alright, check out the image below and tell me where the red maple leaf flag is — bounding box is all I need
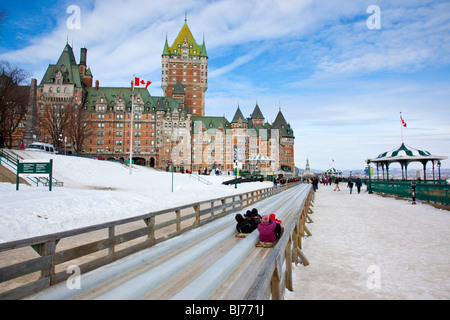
[134,77,152,89]
[400,114,407,128]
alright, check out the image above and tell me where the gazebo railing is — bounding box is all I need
[369,179,449,206]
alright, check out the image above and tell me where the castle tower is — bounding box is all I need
[161,18,208,116]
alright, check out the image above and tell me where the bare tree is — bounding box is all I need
[41,99,76,150]
[0,61,30,148]
[69,95,93,154]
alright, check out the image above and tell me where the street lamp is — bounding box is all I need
[59,134,67,155]
[437,160,442,183]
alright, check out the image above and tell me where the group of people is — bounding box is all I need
[235,208,283,243]
[333,177,363,193]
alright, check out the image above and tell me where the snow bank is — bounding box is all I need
[0,151,272,244]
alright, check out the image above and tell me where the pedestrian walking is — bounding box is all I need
[347,178,353,194]
[355,178,362,194]
[312,177,319,192]
[334,178,340,191]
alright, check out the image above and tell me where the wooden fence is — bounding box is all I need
[245,186,314,300]
[0,182,299,300]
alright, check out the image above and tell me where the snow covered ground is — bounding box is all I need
[0,151,273,244]
[285,184,450,300]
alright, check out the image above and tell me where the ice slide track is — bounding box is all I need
[28,184,312,300]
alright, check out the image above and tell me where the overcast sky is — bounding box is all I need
[1,0,449,170]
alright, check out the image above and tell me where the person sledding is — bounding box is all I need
[269,213,283,239]
[235,213,258,234]
[257,214,282,244]
[245,208,262,225]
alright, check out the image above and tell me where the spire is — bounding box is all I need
[162,33,170,56]
[251,102,264,120]
[231,106,247,123]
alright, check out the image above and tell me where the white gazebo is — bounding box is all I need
[367,143,447,181]
[248,154,274,173]
[325,167,342,176]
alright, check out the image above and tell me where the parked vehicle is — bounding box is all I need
[25,142,58,154]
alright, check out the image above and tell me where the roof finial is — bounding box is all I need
[185,10,187,23]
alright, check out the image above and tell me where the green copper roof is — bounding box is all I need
[163,21,207,57]
[272,110,294,138]
[231,106,247,123]
[162,36,171,56]
[250,103,264,119]
[39,43,83,88]
[376,143,433,159]
[192,116,230,134]
[84,86,187,114]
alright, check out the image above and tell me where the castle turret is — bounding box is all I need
[161,19,207,116]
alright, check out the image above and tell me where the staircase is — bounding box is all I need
[0,149,63,187]
[189,172,213,185]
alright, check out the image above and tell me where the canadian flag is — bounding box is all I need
[400,115,407,128]
[134,77,152,89]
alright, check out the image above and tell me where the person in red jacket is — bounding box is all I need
[269,213,283,238]
[257,214,281,242]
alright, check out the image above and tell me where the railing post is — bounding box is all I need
[292,225,298,265]
[176,210,181,231]
[32,240,56,284]
[285,238,293,292]
[144,216,155,244]
[193,204,200,226]
[108,226,115,257]
[271,266,281,300]
[221,199,226,214]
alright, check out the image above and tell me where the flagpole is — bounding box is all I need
[400,112,404,143]
[130,75,135,175]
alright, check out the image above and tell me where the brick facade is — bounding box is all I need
[12,20,295,175]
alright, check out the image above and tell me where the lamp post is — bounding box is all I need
[411,179,417,205]
[437,160,442,183]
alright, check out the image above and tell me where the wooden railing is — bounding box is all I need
[0,182,300,300]
[244,186,314,300]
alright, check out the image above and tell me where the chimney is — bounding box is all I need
[80,48,87,66]
[95,80,99,91]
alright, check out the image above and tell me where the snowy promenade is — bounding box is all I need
[285,184,450,300]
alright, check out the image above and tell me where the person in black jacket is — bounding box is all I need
[355,178,363,194]
[235,214,257,234]
[245,208,262,224]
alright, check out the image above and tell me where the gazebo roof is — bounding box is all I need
[368,143,447,164]
[248,154,273,161]
[325,167,342,174]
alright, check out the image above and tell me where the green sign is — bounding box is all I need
[16,159,53,191]
[18,162,52,175]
